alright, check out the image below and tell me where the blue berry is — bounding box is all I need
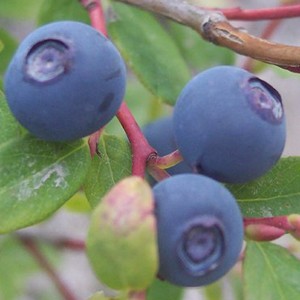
[4,21,126,141]
[153,174,244,287]
[143,116,193,177]
[173,66,286,183]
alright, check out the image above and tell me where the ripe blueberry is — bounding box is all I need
[143,116,193,177]
[173,66,286,183]
[4,21,126,141]
[153,174,244,287]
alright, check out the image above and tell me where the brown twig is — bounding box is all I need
[242,19,282,71]
[114,0,300,67]
[18,235,78,300]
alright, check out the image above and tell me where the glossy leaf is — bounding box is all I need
[0,91,24,145]
[0,135,91,233]
[147,279,183,300]
[37,0,89,25]
[227,157,300,217]
[108,2,190,105]
[0,29,18,76]
[244,241,300,300]
[84,133,132,208]
[87,176,158,291]
[63,191,91,213]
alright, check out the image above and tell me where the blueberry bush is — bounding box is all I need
[1,1,300,300]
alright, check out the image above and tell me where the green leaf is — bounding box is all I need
[0,91,24,145]
[0,29,18,76]
[37,0,89,26]
[87,176,158,291]
[84,133,132,208]
[203,281,223,300]
[227,157,300,217]
[167,21,235,71]
[108,2,190,105]
[0,136,91,233]
[87,291,127,300]
[147,279,183,300]
[0,0,44,20]
[230,272,243,300]
[63,191,91,213]
[244,241,300,300]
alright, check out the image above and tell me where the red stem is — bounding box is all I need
[88,128,104,157]
[218,4,300,21]
[148,149,183,169]
[80,0,107,36]
[54,239,86,251]
[147,165,171,182]
[82,0,156,176]
[18,236,78,300]
[117,102,156,176]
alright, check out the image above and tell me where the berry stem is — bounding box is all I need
[81,0,108,156]
[18,235,78,300]
[80,0,107,36]
[82,0,156,176]
[148,149,183,169]
[88,128,104,157]
[147,165,171,183]
[116,102,156,177]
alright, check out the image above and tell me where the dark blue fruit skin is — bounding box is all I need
[143,116,193,178]
[153,174,244,287]
[173,66,286,183]
[4,21,126,141]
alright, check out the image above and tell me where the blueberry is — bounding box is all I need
[153,174,244,287]
[143,116,193,178]
[173,66,286,183]
[4,21,126,141]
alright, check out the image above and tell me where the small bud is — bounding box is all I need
[245,224,285,241]
[87,176,158,291]
[287,214,300,240]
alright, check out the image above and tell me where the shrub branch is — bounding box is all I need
[114,0,300,67]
